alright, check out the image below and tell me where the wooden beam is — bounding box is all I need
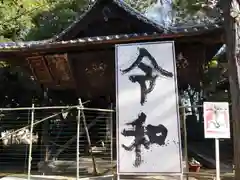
[27,56,53,83]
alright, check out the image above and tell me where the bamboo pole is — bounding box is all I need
[79,98,98,175]
[76,102,81,180]
[183,107,189,180]
[27,103,34,180]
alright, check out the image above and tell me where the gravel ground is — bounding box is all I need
[0,174,236,180]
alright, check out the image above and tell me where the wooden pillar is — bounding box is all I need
[222,0,240,179]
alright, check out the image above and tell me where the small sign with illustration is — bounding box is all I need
[203,102,230,139]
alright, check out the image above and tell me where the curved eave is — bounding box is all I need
[113,0,166,31]
[0,27,224,56]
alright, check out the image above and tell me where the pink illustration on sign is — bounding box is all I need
[205,105,228,133]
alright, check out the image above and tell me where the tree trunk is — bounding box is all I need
[222,0,240,178]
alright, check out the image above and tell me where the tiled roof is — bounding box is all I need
[52,0,167,41]
[0,29,222,51]
[52,0,224,40]
[0,33,158,50]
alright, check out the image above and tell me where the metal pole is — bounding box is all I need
[215,138,221,180]
[28,103,34,180]
[76,101,81,180]
[0,103,89,111]
[110,103,113,174]
[183,107,189,180]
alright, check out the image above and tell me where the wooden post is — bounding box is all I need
[222,0,240,179]
[41,86,50,163]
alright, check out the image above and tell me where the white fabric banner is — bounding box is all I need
[115,41,182,174]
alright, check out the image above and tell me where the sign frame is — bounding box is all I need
[115,41,183,176]
[203,102,230,139]
[203,101,231,180]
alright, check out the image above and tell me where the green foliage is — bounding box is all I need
[124,0,213,16]
[124,0,207,14]
[124,0,157,13]
[0,0,88,41]
[0,0,51,41]
[26,0,88,40]
[172,0,204,14]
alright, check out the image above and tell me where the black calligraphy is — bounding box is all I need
[121,112,168,167]
[121,47,173,105]
[120,46,172,168]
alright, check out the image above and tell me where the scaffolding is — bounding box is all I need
[0,103,234,179]
[0,99,114,179]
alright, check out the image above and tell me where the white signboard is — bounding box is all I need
[115,41,182,175]
[203,102,230,139]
